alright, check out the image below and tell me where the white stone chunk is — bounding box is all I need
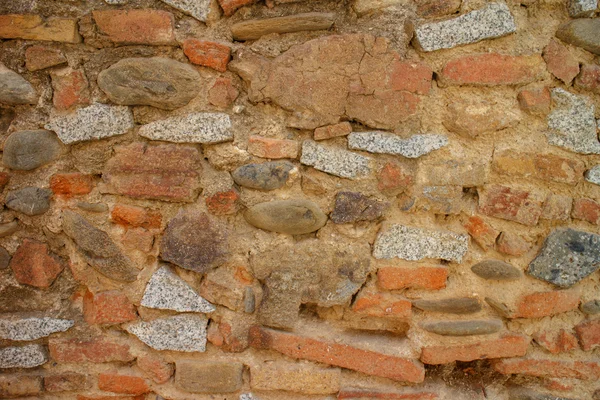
[0,344,48,368]
[300,140,370,179]
[585,165,600,185]
[159,0,212,22]
[0,317,74,341]
[138,112,233,144]
[348,132,448,158]
[568,0,598,17]
[126,314,208,352]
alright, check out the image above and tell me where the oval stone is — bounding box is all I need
[244,199,327,234]
[581,299,600,315]
[421,320,503,336]
[471,260,522,281]
[232,161,295,190]
[3,130,62,171]
[412,297,481,314]
[97,57,201,110]
[6,187,52,216]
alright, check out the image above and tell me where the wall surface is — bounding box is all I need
[0,0,600,399]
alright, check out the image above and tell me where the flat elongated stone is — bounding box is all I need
[3,130,62,171]
[160,0,211,21]
[528,228,600,287]
[421,320,503,336]
[330,192,388,224]
[300,140,370,179]
[231,12,335,41]
[348,132,448,158]
[471,260,522,281]
[126,315,208,352]
[556,18,600,55]
[46,103,134,144]
[0,15,80,43]
[0,64,37,105]
[373,224,468,263]
[414,2,516,52]
[98,58,201,110]
[6,187,52,216]
[585,165,600,185]
[232,161,295,190]
[62,211,139,282]
[141,266,215,313]
[138,113,232,144]
[0,344,47,368]
[0,317,73,341]
[412,298,481,314]
[244,199,327,235]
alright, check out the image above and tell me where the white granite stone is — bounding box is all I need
[0,317,74,341]
[0,344,48,368]
[585,165,600,185]
[568,0,598,17]
[138,113,232,144]
[159,0,212,22]
[126,314,208,352]
[300,140,370,179]
[348,132,448,158]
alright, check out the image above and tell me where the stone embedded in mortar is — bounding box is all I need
[568,0,598,17]
[300,140,370,179]
[585,165,600,185]
[348,132,448,158]
[330,192,388,224]
[556,18,600,55]
[25,46,67,71]
[0,221,18,238]
[160,209,228,273]
[231,12,335,41]
[45,102,134,144]
[581,299,600,315]
[244,199,327,235]
[443,99,520,138]
[0,247,10,269]
[126,314,208,352]
[471,260,522,281]
[6,187,52,216]
[0,63,38,105]
[97,57,201,110]
[412,298,482,314]
[413,2,516,52]
[421,320,503,336]
[373,224,468,263]
[528,228,600,287]
[546,89,600,154]
[138,113,232,144]
[0,317,74,341]
[232,161,295,190]
[2,130,62,171]
[0,344,47,369]
[141,266,215,313]
[62,210,139,282]
[159,0,212,22]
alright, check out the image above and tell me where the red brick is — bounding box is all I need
[534,154,585,185]
[439,53,545,86]
[572,198,600,225]
[44,373,91,392]
[0,375,42,398]
[377,266,447,291]
[478,185,544,226]
[208,77,239,108]
[575,63,600,94]
[543,39,579,84]
[514,291,579,319]
[339,389,438,399]
[377,161,414,195]
[121,228,154,252]
[0,172,9,191]
[575,319,600,351]
[25,46,67,71]
[533,329,579,354]
[137,353,174,384]
[420,333,530,364]
[249,325,424,383]
[496,231,530,256]
[92,10,175,45]
[517,86,551,114]
[183,39,231,72]
[49,337,134,363]
[102,142,201,202]
[247,136,299,159]
[50,173,94,197]
[83,290,137,325]
[389,60,432,95]
[0,14,80,43]
[205,189,240,216]
[463,216,499,250]
[10,239,65,288]
[314,121,353,141]
[51,68,90,111]
[493,358,600,380]
[218,0,257,16]
[111,204,162,229]
[77,395,145,400]
[351,289,412,319]
[98,373,149,395]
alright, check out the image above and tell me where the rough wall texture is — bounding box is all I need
[0,0,600,399]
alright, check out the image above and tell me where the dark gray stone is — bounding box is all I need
[471,260,522,281]
[527,228,600,287]
[62,210,138,282]
[421,319,503,336]
[330,191,388,224]
[581,299,600,315]
[244,199,327,235]
[556,18,600,55]
[232,161,295,190]
[0,64,37,105]
[2,130,62,171]
[6,187,52,216]
[412,298,481,314]
[160,209,228,273]
[0,247,10,269]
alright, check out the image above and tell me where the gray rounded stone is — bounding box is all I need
[244,199,327,235]
[471,260,522,281]
[0,247,10,269]
[2,130,62,171]
[581,299,600,315]
[232,161,295,190]
[412,297,481,314]
[98,57,201,110]
[556,18,600,55]
[0,64,38,105]
[421,319,503,336]
[6,187,52,216]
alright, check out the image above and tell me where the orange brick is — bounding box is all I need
[572,198,600,225]
[83,290,137,325]
[514,291,579,319]
[205,189,240,216]
[463,216,498,250]
[377,266,447,290]
[183,39,231,72]
[533,329,579,354]
[314,121,352,141]
[543,39,579,84]
[351,290,412,319]
[51,68,90,110]
[493,358,600,380]
[98,373,149,395]
[0,14,80,43]
[50,173,94,197]
[517,86,551,114]
[247,136,299,159]
[575,319,600,351]
[137,353,174,384]
[10,239,65,288]
[93,10,175,45]
[111,204,162,229]
[218,0,257,16]
[377,162,414,195]
[44,373,91,392]
[389,60,433,95]
[49,337,134,363]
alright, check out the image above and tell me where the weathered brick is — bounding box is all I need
[111,204,162,229]
[443,98,520,138]
[415,0,461,18]
[439,54,545,86]
[10,239,65,288]
[493,358,600,380]
[541,194,572,221]
[136,353,174,384]
[98,373,150,395]
[206,319,249,353]
[575,63,600,94]
[44,373,91,392]
[478,185,544,226]
[83,290,137,325]
[463,216,499,250]
[92,10,175,45]
[121,228,154,252]
[200,265,250,312]
[514,291,580,318]
[377,266,447,290]
[533,330,579,354]
[77,395,145,400]
[0,15,80,43]
[50,173,94,197]
[388,60,433,95]
[338,388,438,400]
[25,46,67,71]
[314,121,353,141]
[517,86,551,115]
[493,150,585,185]
[496,231,530,256]
[175,360,244,393]
[575,319,600,351]
[420,333,530,364]
[208,77,239,108]
[250,362,340,394]
[249,324,424,383]
[377,161,414,195]
[351,289,412,319]
[51,68,91,111]
[49,337,134,363]
[572,198,600,225]
[543,39,580,84]
[218,0,257,16]
[248,136,299,159]
[0,375,42,398]
[205,189,240,216]
[183,39,231,72]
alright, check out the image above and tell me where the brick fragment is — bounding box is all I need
[338,389,438,399]
[493,150,585,186]
[175,360,244,393]
[514,291,580,318]
[463,216,498,250]
[575,63,600,94]
[51,68,91,111]
[25,46,67,71]
[496,231,530,256]
[493,358,600,380]
[136,353,174,384]
[44,373,91,392]
[77,395,145,400]
[205,189,240,215]
[0,375,42,398]
[0,14,80,43]
[248,136,299,159]
[10,239,65,288]
[250,361,341,394]
[207,320,248,353]
[572,198,600,225]
[121,228,154,252]
[111,204,162,229]
[314,121,352,141]
[208,77,239,108]
[183,39,231,72]
[517,86,551,114]
[543,39,580,84]
[98,373,149,395]
[50,173,94,197]
[533,330,579,354]
[218,0,258,16]
[541,194,572,221]
[92,10,175,45]
[377,266,447,290]
[377,161,414,195]
[49,337,134,363]
[83,290,137,325]
[478,185,544,226]
[415,0,461,18]
[351,289,412,319]
[575,319,600,351]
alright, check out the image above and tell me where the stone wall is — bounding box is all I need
[0,0,599,399]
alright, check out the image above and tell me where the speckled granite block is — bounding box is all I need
[300,140,370,179]
[0,317,74,341]
[348,132,448,158]
[138,113,232,143]
[0,344,48,368]
[126,315,208,352]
